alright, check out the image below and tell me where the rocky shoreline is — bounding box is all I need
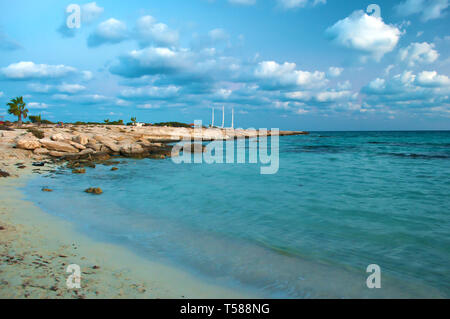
[0,124,308,176]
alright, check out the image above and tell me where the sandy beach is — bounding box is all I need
[0,162,258,299]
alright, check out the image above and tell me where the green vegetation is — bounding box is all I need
[7,96,28,126]
[29,115,42,124]
[153,122,192,128]
[27,128,45,139]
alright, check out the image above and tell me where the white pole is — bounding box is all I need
[231,108,234,129]
[221,106,225,128]
[212,107,214,127]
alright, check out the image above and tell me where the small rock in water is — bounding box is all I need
[0,226,5,231]
[111,167,118,171]
[42,188,53,192]
[32,162,45,167]
[0,170,10,178]
[84,187,103,195]
[92,265,100,269]
[72,168,86,174]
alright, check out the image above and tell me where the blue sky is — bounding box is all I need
[0,0,449,130]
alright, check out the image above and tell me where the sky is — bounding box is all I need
[0,0,449,131]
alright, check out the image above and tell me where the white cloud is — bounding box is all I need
[1,61,76,80]
[87,18,128,47]
[28,82,86,94]
[326,10,401,61]
[136,15,179,47]
[396,0,449,22]
[120,85,180,99]
[416,70,450,87]
[228,0,257,5]
[327,66,343,77]
[399,42,439,66]
[255,61,326,89]
[208,28,229,42]
[82,2,104,24]
[28,102,49,109]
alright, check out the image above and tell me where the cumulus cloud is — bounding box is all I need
[1,61,77,80]
[399,42,439,66]
[28,82,86,94]
[254,61,326,89]
[396,0,449,22]
[416,70,450,87]
[119,85,180,100]
[27,102,49,109]
[58,2,104,38]
[87,18,128,47]
[326,10,401,61]
[362,70,450,112]
[136,15,179,47]
[110,47,190,78]
[327,66,343,78]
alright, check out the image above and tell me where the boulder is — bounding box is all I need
[48,151,67,157]
[72,168,86,174]
[86,143,102,152]
[33,148,49,155]
[120,143,144,156]
[16,137,41,150]
[0,170,10,178]
[93,135,120,152]
[72,134,89,145]
[39,139,79,153]
[84,187,103,195]
[69,141,86,150]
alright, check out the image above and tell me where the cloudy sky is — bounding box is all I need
[0,0,449,130]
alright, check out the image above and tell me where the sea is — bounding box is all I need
[23,131,450,298]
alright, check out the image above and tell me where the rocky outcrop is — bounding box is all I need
[72,134,89,145]
[69,141,86,150]
[39,139,79,153]
[93,135,120,152]
[33,148,49,155]
[119,143,144,156]
[16,136,41,150]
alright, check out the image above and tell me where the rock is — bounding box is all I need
[48,151,67,157]
[86,143,102,152]
[32,162,45,167]
[33,148,49,155]
[0,170,10,178]
[51,133,67,141]
[84,187,103,195]
[72,134,89,145]
[93,135,120,152]
[16,137,41,150]
[69,141,86,150]
[72,168,86,174]
[39,139,79,153]
[120,143,144,156]
[18,165,26,169]
[42,188,53,192]
[111,167,119,171]
[182,143,206,153]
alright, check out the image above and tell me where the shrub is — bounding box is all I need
[27,128,45,139]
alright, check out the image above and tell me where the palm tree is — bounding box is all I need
[131,117,137,124]
[7,96,28,127]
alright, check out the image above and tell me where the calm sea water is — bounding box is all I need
[24,131,450,298]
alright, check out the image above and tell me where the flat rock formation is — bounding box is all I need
[0,124,308,166]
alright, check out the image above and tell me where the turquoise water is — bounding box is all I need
[24,131,450,298]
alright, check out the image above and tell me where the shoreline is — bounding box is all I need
[0,166,258,299]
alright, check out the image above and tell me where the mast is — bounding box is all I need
[231,108,234,129]
[211,107,214,127]
[221,106,225,128]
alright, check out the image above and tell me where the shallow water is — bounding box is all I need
[24,131,450,298]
